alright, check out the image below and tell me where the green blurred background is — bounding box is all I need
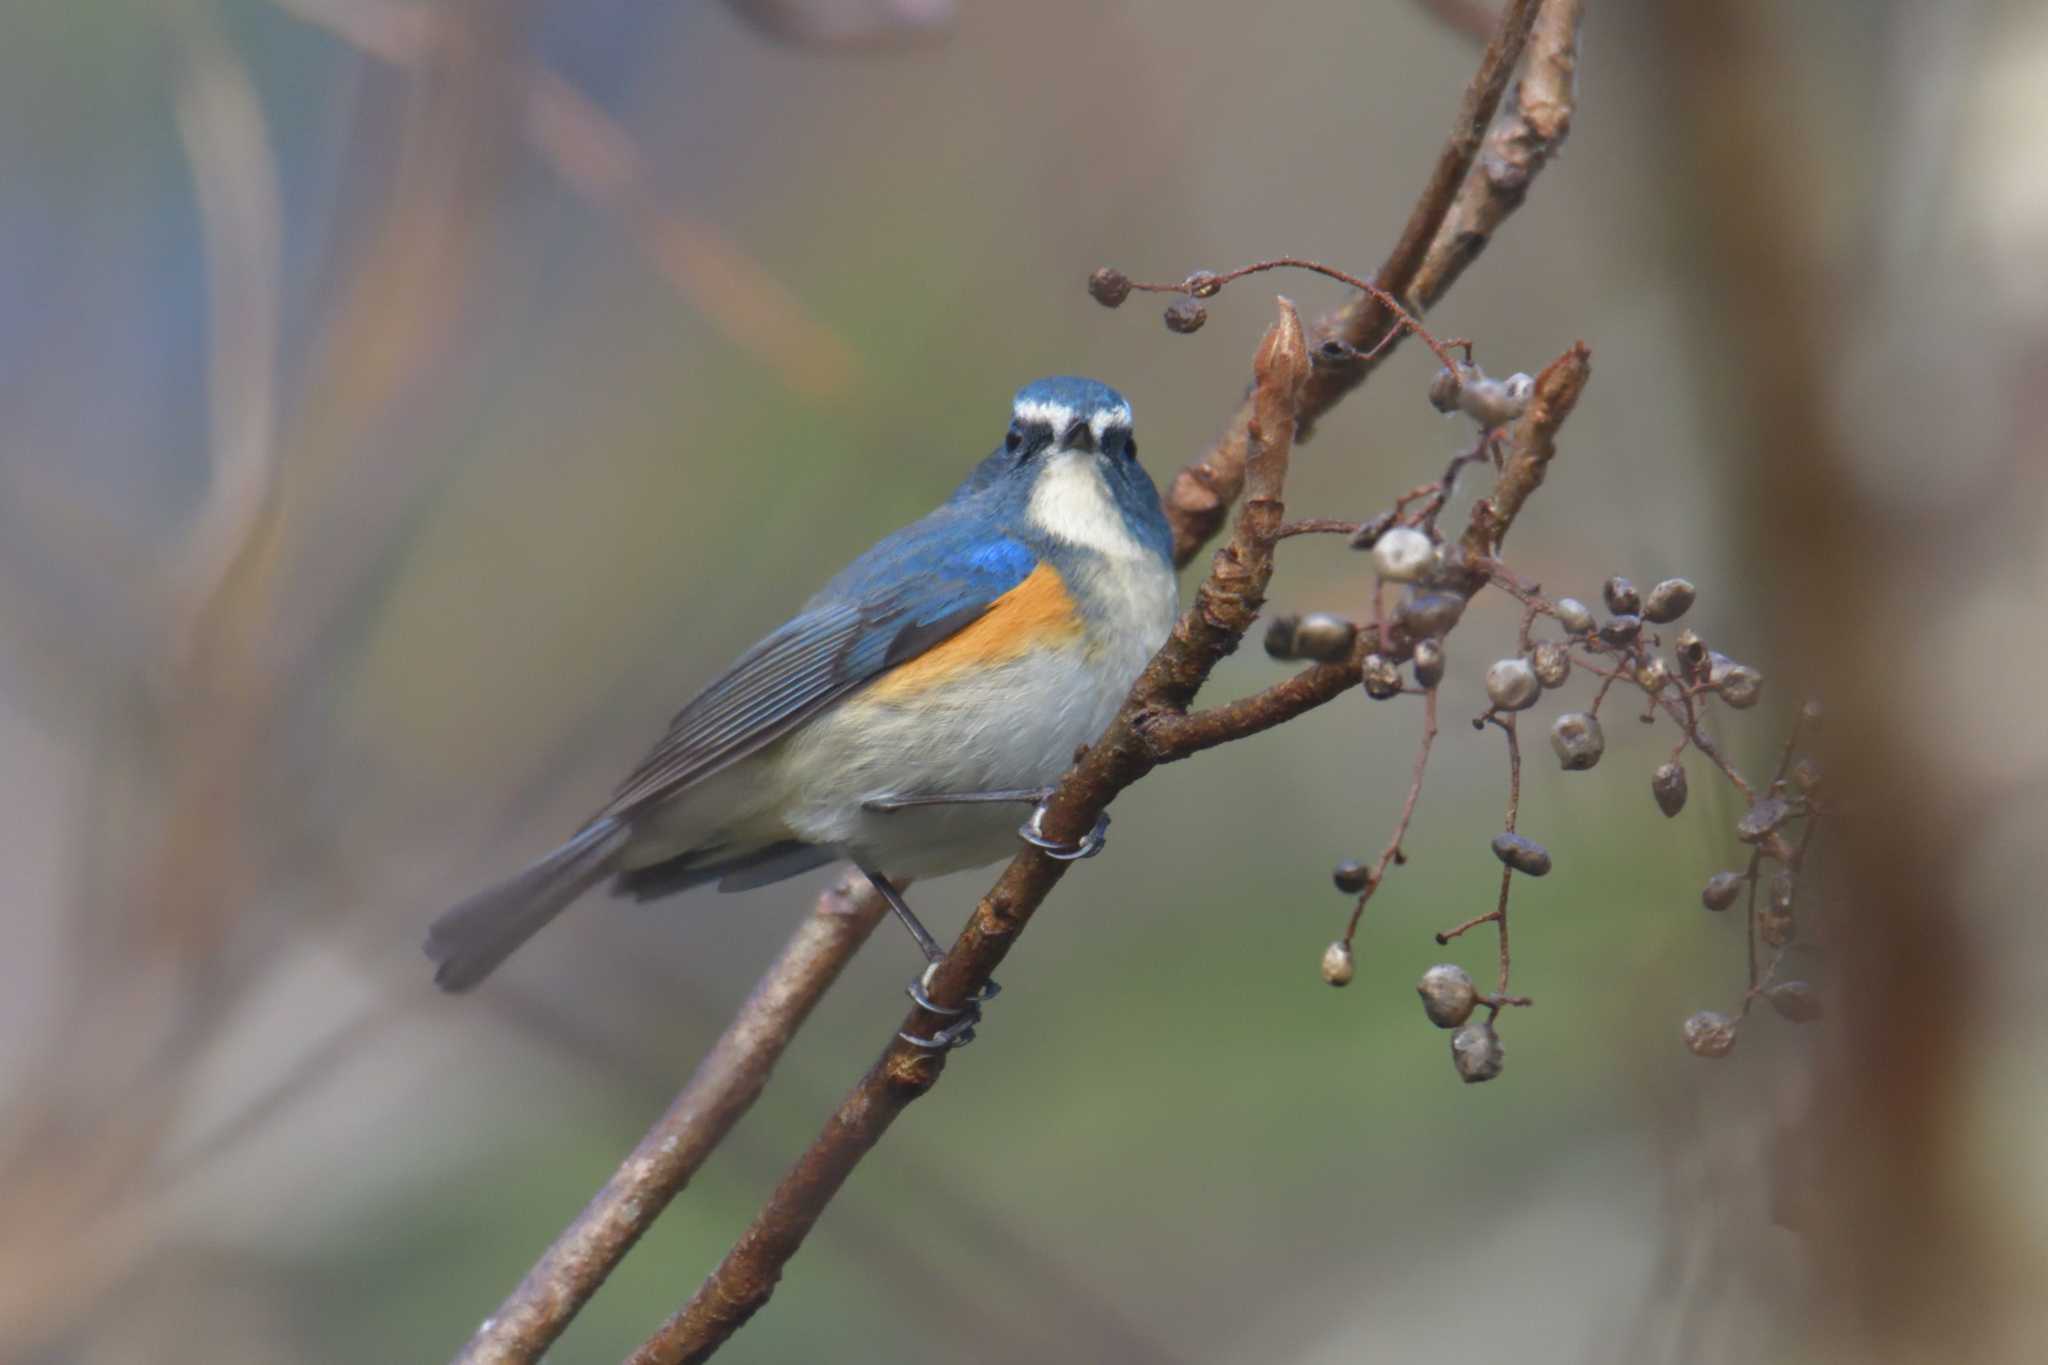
[4,1,2045,1361]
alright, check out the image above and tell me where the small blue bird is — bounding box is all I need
[425,377,1178,1044]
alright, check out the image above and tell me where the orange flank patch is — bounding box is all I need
[864,563,1083,702]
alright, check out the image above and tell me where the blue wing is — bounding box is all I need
[602,508,1037,817]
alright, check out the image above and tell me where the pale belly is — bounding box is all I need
[768,646,1130,876]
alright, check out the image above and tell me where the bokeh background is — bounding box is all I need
[5,1,2046,1361]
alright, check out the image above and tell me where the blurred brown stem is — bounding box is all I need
[273,0,856,396]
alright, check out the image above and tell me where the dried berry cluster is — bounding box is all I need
[1265,355,1821,1083]
[1100,255,1820,1085]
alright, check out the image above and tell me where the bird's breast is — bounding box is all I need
[768,552,1176,871]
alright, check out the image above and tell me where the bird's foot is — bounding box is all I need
[863,786,1054,814]
[900,963,1001,1050]
[1018,803,1110,861]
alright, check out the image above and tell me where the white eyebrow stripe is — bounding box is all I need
[1013,399,1078,430]
[1089,404,1133,441]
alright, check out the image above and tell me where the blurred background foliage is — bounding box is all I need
[3,1,2045,1361]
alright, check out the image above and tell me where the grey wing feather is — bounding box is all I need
[601,603,871,816]
[600,527,1033,819]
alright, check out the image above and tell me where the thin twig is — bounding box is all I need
[1342,688,1441,944]
[1493,713,1522,994]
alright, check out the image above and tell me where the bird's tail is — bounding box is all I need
[424,817,630,992]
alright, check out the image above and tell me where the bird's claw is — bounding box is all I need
[1018,804,1109,860]
[899,963,1000,1050]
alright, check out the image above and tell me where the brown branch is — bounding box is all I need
[1460,340,1591,560]
[625,298,1313,1365]
[1297,0,1544,434]
[1139,657,1362,758]
[448,874,889,1365]
[1410,0,1582,311]
[1161,0,1580,561]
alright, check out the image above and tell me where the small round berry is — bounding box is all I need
[1603,576,1641,616]
[1765,980,1823,1023]
[1531,641,1572,689]
[1263,613,1301,661]
[1701,871,1744,911]
[1682,1010,1738,1058]
[1598,614,1643,647]
[1395,590,1466,639]
[1332,860,1370,894]
[1372,527,1436,582]
[1450,1022,1505,1082]
[1652,761,1689,817]
[1418,964,1479,1028]
[1491,831,1552,876]
[1636,657,1671,694]
[1458,373,1532,428]
[1737,797,1791,844]
[1550,712,1605,771]
[1790,755,1823,794]
[1411,638,1446,689]
[1675,629,1707,677]
[1164,298,1208,333]
[1087,267,1132,308]
[1362,653,1402,699]
[1553,597,1596,635]
[1428,365,1467,414]
[1769,870,1796,913]
[1643,577,1697,624]
[1484,657,1541,711]
[1721,665,1763,709]
[1293,612,1357,662]
[1183,269,1223,298]
[1321,940,1356,987]
[1709,654,1764,709]
[1759,907,1795,947]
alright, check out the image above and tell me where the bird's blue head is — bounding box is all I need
[951,377,1173,567]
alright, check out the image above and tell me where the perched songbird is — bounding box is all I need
[425,377,1178,1045]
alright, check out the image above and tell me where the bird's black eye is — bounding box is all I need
[1123,435,1137,460]
[1004,422,1023,453]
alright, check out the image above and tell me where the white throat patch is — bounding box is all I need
[1027,452,1146,560]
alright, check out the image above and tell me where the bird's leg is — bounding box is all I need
[1018,803,1111,861]
[861,787,1054,813]
[856,861,999,1050]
